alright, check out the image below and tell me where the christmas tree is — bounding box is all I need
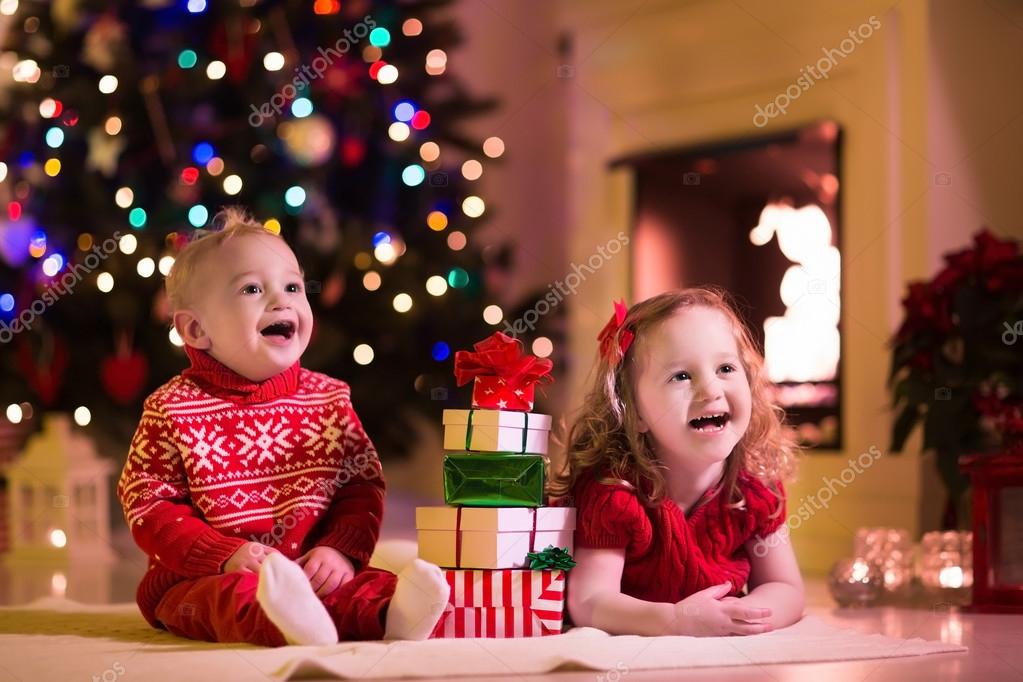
[0,0,500,458]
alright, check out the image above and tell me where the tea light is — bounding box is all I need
[918,530,973,605]
[854,527,913,596]
[828,557,884,607]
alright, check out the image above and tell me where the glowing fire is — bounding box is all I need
[751,203,840,383]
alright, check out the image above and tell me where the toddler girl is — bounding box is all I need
[553,288,803,636]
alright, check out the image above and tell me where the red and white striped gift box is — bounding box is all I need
[434,569,566,638]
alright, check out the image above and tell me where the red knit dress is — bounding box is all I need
[573,468,786,601]
[118,345,395,644]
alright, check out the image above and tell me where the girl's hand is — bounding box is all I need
[223,542,280,573]
[297,546,356,597]
[671,583,773,636]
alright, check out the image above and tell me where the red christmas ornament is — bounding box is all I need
[16,332,69,407]
[100,332,149,405]
[341,137,366,166]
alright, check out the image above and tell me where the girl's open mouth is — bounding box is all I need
[688,413,730,433]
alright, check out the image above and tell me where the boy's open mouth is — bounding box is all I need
[259,320,296,341]
[688,413,730,432]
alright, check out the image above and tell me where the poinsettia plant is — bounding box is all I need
[889,229,1023,525]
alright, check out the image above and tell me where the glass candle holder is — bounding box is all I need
[828,557,884,607]
[854,527,914,596]
[918,530,973,605]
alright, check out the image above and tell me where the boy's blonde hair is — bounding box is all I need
[165,207,277,312]
[549,287,798,515]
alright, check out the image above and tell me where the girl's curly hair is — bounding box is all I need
[549,287,798,516]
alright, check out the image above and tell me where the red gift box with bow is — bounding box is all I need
[454,332,553,411]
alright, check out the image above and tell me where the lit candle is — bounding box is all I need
[939,565,964,589]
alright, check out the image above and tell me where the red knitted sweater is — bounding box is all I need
[572,469,786,601]
[118,345,385,628]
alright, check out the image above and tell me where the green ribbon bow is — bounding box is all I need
[525,545,577,571]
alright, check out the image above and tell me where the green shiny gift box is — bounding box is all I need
[442,453,546,507]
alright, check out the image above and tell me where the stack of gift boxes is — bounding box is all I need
[416,332,577,638]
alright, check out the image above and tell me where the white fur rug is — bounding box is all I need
[0,597,966,680]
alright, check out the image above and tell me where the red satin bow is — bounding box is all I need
[453,332,553,388]
[597,299,634,365]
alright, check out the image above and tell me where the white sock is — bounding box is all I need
[384,559,451,640]
[256,553,338,646]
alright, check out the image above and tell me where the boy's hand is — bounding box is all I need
[670,583,773,636]
[297,546,356,597]
[223,542,280,574]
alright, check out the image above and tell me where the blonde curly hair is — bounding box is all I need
[164,207,278,312]
[549,287,798,516]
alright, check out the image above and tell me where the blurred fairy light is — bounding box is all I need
[532,337,554,358]
[158,256,175,276]
[374,242,397,265]
[96,272,114,292]
[419,142,439,162]
[353,343,375,365]
[168,327,184,347]
[105,116,122,135]
[0,1,19,17]
[73,406,91,426]
[462,196,485,218]
[447,231,467,251]
[483,136,505,158]
[263,52,285,71]
[118,233,138,255]
[49,529,67,548]
[6,403,22,424]
[98,75,118,93]
[388,122,411,141]
[362,271,381,291]
[427,211,447,231]
[425,49,446,76]
[206,60,226,79]
[402,18,423,36]
[377,64,399,84]
[392,293,413,313]
[482,305,503,325]
[13,59,40,83]
[461,160,482,181]
[223,174,243,195]
[137,257,155,278]
[425,275,448,296]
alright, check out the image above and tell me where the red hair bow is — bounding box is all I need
[597,299,634,365]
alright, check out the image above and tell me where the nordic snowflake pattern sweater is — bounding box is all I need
[118,345,385,628]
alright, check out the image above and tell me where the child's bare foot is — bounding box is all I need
[384,559,450,640]
[256,553,338,645]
